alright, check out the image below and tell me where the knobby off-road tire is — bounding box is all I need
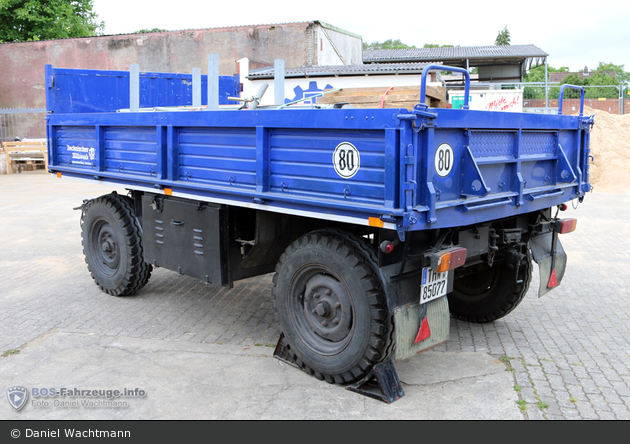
[81,192,152,296]
[447,249,532,323]
[272,231,393,384]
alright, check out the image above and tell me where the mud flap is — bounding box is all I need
[394,295,450,361]
[530,232,567,298]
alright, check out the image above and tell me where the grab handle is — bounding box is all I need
[558,84,584,116]
[421,64,470,110]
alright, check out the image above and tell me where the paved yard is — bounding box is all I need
[1,171,629,419]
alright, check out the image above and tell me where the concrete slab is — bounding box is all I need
[0,330,522,420]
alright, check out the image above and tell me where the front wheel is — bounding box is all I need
[272,231,392,384]
[81,193,152,296]
[447,249,532,323]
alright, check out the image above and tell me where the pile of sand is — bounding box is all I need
[581,106,630,194]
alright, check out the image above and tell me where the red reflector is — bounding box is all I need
[547,269,558,288]
[415,317,431,343]
[556,218,577,234]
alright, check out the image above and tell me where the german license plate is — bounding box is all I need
[420,267,449,305]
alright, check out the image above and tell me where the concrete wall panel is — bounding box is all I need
[0,22,321,109]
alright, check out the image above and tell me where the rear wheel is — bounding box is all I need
[81,192,152,296]
[447,249,532,323]
[272,231,392,384]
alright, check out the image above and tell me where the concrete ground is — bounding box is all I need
[1,171,629,420]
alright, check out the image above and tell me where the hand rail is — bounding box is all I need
[421,64,470,110]
[558,84,585,116]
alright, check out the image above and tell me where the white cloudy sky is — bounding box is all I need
[92,0,630,74]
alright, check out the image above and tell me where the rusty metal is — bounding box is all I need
[346,359,404,404]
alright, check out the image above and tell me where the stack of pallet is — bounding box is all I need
[2,140,48,174]
[316,85,450,110]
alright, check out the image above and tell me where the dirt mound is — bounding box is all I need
[581,106,630,194]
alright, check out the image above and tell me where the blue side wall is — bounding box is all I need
[45,65,240,114]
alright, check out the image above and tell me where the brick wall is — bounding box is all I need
[0,23,314,109]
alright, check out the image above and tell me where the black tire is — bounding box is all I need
[272,231,392,384]
[81,192,152,296]
[447,249,532,323]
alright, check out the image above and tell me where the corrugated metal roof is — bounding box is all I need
[363,45,548,67]
[246,62,436,79]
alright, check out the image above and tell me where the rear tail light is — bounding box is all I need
[555,218,577,234]
[430,247,467,273]
[380,240,399,254]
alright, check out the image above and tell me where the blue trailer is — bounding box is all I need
[46,61,592,401]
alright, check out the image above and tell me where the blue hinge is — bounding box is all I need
[579,115,595,130]
[396,212,419,242]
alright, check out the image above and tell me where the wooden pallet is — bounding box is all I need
[2,140,48,174]
[316,85,451,110]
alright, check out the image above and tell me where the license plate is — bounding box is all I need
[420,267,449,305]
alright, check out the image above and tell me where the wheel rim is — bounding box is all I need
[453,262,499,301]
[289,266,354,356]
[89,220,120,277]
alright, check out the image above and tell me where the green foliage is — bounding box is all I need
[495,26,510,45]
[423,44,455,48]
[363,39,416,51]
[537,401,549,410]
[523,65,570,83]
[595,62,629,84]
[1,349,20,357]
[134,28,167,34]
[523,64,627,100]
[0,0,104,43]
[363,40,457,51]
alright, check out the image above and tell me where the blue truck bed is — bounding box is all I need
[46,83,592,240]
[47,62,593,398]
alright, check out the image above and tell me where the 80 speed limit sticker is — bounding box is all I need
[333,142,360,179]
[434,143,454,177]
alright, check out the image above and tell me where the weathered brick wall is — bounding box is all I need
[0,23,313,109]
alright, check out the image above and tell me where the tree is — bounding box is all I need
[495,26,510,45]
[595,62,629,85]
[0,0,104,43]
[523,65,570,83]
[134,28,167,34]
[363,39,416,51]
[521,65,569,99]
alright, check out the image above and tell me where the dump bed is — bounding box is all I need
[46,65,593,239]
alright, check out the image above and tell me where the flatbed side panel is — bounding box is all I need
[412,108,590,230]
[46,66,240,113]
[47,108,403,224]
[177,127,257,189]
[104,127,158,177]
[269,128,387,206]
[56,126,97,169]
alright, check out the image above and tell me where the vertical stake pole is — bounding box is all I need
[207,54,219,110]
[274,59,285,106]
[130,63,140,112]
[192,67,201,108]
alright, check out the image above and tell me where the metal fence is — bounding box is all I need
[445,82,629,114]
[0,108,47,143]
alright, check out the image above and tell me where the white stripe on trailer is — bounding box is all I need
[57,175,397,231]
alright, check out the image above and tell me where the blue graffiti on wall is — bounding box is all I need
[285,81,334,104]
